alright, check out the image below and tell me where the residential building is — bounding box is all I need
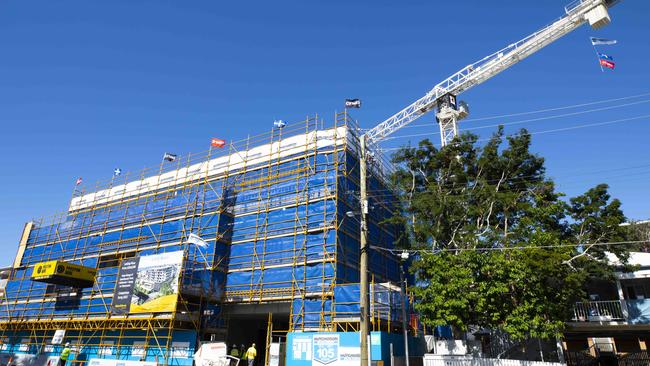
[564,252,650,364]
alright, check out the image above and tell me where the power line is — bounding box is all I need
[362,165,650,197]
[361,160,650,197]
[380,114,650,152]
[361,167,650,206]
[370,240,649,254]
[394,91,650,130]
[464,92,650,122]
[383,98,650,140]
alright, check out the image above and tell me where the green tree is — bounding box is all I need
[391,128,628,340]
[624,221,650,252]
[159,282,173,296]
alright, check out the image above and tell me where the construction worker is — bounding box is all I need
[245,343,256,366]
[230,344,240,357]
[59,343,72,366]
[229,344,240,366]
[240,344,247,360]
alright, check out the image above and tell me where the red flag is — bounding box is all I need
[599,59,615,69]
[211,138,226,148]
[75,177,83,186]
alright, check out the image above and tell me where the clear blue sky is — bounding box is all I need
[1,1,648,266]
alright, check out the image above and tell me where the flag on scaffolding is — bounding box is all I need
[211,138,226,148]
[273,120,286,128]
[187,233,209,249]
[113,168,122,176]
[345,99,361,108]
[75,177,83,186]
[590,37,617,46]
[163,152,177,162]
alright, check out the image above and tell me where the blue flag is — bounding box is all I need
[598,52,614,61]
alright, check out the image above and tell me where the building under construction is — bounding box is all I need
[0,113,413,366]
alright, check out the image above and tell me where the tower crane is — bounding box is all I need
[367,0,620,147]
[357,1,621,366]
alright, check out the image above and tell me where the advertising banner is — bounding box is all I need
[111,251,183,314]
[111,257,140,315]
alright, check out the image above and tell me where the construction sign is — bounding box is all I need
[31,261,96,288]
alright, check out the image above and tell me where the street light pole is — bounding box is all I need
[359,135,370,366]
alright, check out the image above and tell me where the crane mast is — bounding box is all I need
[365,0,619,146]
[357,2,620,366]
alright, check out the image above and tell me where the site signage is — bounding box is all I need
[31,261,97,288]
[111,251,184,314]
[51,329,66,345]
[287,332,361,366]
[313,334,339,365]
[269,343,280,366]
[111,257,140,314]
[88,359,157,366]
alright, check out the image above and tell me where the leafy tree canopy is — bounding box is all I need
[390,127,629,340]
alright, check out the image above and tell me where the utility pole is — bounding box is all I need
[359,135,370,366]
[399,252,410,366]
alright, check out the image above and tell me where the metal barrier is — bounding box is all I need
[423,355,564,366]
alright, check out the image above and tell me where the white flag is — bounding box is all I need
[590,37,617,46]
[187,233,209,248]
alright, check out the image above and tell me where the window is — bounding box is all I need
[626,284,645,300]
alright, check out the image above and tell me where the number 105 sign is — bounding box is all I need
[313,334,339,365]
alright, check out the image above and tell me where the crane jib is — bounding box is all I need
[366,0,615,145]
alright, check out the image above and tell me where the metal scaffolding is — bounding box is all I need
[1,113,406,365]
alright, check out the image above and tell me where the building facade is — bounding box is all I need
[0,114,406,366]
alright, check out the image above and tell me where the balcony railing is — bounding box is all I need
[572,299,650,324]
[572,300,626,322]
